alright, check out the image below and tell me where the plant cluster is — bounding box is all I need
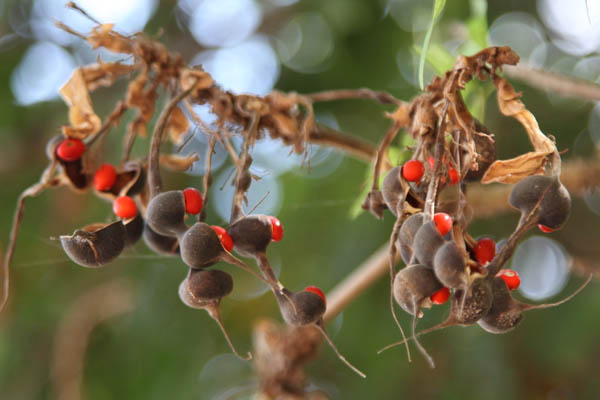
[1,4,592,388]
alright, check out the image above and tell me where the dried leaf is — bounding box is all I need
[180,67,214,98]
[481,151,547,184]
[81,61,136,91]
[160,153,199,171]
[87,24,134,54]
[60,69,101,139]
[166,106,190,145]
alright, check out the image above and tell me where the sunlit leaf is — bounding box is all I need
[418,0,446,90]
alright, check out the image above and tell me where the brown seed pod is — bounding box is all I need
[178,269,251,361]
[397,212,424,264]
[433,241,468,289]
[95,160,146,200]
[123,213,144,247]
[46,135,90,191]
[227,215,273,257]
[413,221,445,268]
[142,223,179,256]
[382,166,403,216]
[60,221,126,268]
[509,175,571,230]
[478,275,592,334]
[146,190,188,236]
[274,286,366,378]
[464,122,497,182]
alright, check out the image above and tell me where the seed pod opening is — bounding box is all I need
[60,221,126,268]
[477,277,522,334]
[123,213,144,247]
[450,278,493,325]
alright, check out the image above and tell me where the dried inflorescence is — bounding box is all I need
[367,46,591,367]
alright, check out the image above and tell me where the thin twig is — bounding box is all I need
[148,84,196,199]
[200,136,216,222]
[504,64,600,103]
[304,88,403,105]
[423,101,450,221]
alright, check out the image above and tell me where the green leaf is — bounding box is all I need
[466,0,488,48]
[418,0,447,90]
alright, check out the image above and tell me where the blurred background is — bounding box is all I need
[1,0,600,398]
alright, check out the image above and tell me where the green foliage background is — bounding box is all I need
[1,0,600,399]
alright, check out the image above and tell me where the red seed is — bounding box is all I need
[93,164,117,191]
[183,188,203,215]
[211,226,233,252]
[402,160,425,182]
[448,167,459,185]
[430,287,450,305]
[305,286,326,305]
[474,237,496,265]
[113,196,137,219]
[497,269,521,290]
[538,224,556,233]
[433,212,452,236]
[270,216,283,242]
[56,138,85,162]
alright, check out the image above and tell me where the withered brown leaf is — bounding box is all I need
[60,68,102,139]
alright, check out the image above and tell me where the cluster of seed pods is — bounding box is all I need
[47,126,365,377]
[377,154,589,368]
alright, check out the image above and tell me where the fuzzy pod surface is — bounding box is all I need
[60,221,126,268]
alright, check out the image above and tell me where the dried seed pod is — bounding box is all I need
[397,213,424,264]
[146,190,188,236]
[413,221,445,268]
[465,122,497,181]
[60,221,126,268]
[382,167,403,216]
[142,222,179,256]
[178,269,251,361]
[274,286,366,378]
[509,175,571,230]
[95,160,146,199]
[393,264,443,316]
[46,135,89,191]
[433,241,468,289]
[123,213,144,247]
[477,275,592,334]
[227,214,276,257]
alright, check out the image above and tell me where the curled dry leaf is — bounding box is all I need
[81,61,136,92]
[166,106,189,145]
[87,24,134,54]
[482,76,557,184]
[179,67,214,98]
[159,153,199,171]
[59,69,102,139]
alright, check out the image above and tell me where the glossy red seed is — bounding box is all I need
[93,164,117,191]
[433,212,452,236]
[270,216,283,242]
[448,167,459,185]
[211,226,234,252]
[183,188,203,215]
[56,138,85,162]
[497,269,520,290]
[113,196,137,219]
[430,287,450,305]
[538,224,556,233]
[474,237,496,265]
[305,286,326,305]
[402,160,425,182]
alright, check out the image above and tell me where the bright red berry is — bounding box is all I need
[474,237,496,265]
[93,164,117,191]
[270,216,283,242]
[56,138,85,162]
[211,226,233,252]
[183,188,203,215]
[538,224,556,233]
[433,212,452,236]
[497,269,520,290]
[448,167,459,185]
[430,287,450,305]
[113,196,137,219]
[305,286,326,305]
[402,160,425,182]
